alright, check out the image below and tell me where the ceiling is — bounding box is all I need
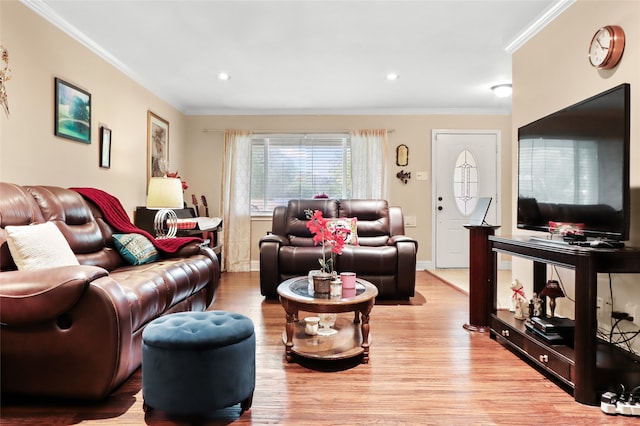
[25,0,572,115]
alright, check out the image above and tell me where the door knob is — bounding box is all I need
[438,206,443,211]
[438,197,443,201]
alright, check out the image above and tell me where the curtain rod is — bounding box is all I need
[202,128,395,134]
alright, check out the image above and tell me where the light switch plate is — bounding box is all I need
[405,216,417,227]
[416,171,429,181]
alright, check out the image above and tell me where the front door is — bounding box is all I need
[432,130,499,268]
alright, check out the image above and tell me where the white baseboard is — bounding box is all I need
[418,260,433,270]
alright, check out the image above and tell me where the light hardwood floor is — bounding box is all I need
[427,268,514,310]
[1,271,621,425]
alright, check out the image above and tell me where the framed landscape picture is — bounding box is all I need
[147,111,169,183]
[54,78,91,143]
[99,126,111,168]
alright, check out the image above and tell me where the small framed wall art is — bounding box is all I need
[147,111,169,183]
[54,78,91,143]
[99,126,111,168]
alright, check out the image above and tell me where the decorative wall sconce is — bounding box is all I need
[396,144,408,166]
[396,170,411,184]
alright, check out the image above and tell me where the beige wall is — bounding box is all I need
[511,0,639,338]
[0,1,188,216]
[513,0,639,242]
[185,114,512,267]
[2,1,512,269]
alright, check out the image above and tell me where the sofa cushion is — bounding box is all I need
[326,217,359,245]
[5,222,80,271]
[285,199,339,242]
[110,256,214,330]
[112,233,160,265]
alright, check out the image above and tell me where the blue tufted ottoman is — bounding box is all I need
[142,311,255,417]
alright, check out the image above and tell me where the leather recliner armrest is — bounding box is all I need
[0,265,108,326]
[388,235,419,250]
[259,233,289,247]
[167,241,203,257]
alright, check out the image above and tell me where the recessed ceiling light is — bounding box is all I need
[217,72,231,81]
[491,84,512,98]
[386,73,399,81]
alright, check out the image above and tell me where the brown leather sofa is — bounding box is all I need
[259,199,418,299]
[0,183,220,400]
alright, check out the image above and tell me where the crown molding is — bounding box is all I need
[19,0,184,110]
[504,0,575,54]
[185,107,512,116]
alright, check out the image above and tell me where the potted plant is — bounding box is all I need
[305,209,346,294]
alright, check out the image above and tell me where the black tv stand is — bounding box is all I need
[488,235,640,406]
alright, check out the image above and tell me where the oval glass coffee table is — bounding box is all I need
[277,276,378,364]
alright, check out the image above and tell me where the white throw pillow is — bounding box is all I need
[5,222,80,271]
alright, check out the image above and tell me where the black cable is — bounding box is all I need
[610,317,624,343]
[609,273,614,317]
[556,268,639,355]
[552,265,575,303]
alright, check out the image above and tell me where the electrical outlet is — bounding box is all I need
[625,303,636,317]
[625,303,640,325]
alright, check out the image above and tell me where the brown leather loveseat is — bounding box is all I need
[259,199,418,299]
[0,183,220,400]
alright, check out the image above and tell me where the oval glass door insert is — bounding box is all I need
[453,149,479,216]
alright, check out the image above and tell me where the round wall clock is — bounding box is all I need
[588,25,625,69]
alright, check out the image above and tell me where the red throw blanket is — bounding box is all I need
[71,187,201,254]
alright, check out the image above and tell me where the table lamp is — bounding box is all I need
[539,279,565,318]
[146,177,184,238]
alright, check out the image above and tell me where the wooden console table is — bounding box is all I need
[489,236,640,405]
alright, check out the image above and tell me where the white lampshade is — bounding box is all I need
[146,177,184,209]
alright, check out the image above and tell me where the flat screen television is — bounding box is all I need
[517,83,630,241]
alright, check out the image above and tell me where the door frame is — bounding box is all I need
[431,129,503,269]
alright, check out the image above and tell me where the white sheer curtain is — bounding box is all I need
[350,129,388,199]
[220,130,252,272]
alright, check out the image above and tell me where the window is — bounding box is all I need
[251,134,351,214]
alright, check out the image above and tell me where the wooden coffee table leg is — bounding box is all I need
[284,310,297,362]
[360,303,373,364]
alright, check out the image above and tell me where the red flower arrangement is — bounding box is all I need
[166,171,188,190]
[305,209,347,275]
